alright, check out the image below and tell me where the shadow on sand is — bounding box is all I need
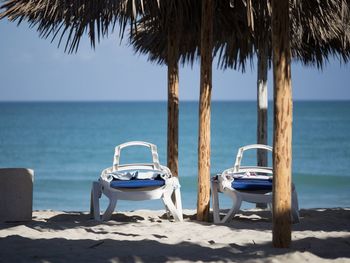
[211,208,350,232]
[0,234,349,262]
[0,208,349,262]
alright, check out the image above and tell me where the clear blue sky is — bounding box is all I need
[0,20,349,101]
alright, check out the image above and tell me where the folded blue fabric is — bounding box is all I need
[110,179,165,189]
[232,178,272,191]
[109,169,164,180]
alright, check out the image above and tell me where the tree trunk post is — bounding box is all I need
[257,44,268,167]
[256,40,269,210]
[167,25,179,178]
[197,0,214,222]
[271,0,293,248]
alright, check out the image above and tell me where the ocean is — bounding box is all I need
[0,101,349,212]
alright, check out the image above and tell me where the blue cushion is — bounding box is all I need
[232,178,272,191]
[110,179,165,189]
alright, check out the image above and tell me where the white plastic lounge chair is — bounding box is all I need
[90,141,183,221]
[211,144,300,223]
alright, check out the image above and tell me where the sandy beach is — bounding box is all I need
[0,208,349,262]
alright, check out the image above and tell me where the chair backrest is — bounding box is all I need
[112,141,161,172]
[233,144,272,173]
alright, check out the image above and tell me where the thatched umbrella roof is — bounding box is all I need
[0,0,192,53]
[1,0,122,53]
[232,0,350,68]
[131,0,254,71]
[130,0,350,70]
[2,0,349,74]
[289,0,350,68]
[0,0,256,68]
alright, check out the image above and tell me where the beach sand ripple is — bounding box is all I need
[0,208,349,263]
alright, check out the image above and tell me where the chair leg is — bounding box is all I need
[162,193,182,222]
[174,188,183,221]
[267,202,273,212]
[91,181,102,221]
[292,186,300,223]
[163,203,171,220]
[102,198,117,221]
[211,179,221,223]
[222,191,242,223]
[90,189,94,219]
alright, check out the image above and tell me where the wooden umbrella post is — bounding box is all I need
[167,23,179,178]
[257,41,268,168]
[256,40,269,210]
[271,0,293,248]
[255,0,269,210]
[197,0,214,222]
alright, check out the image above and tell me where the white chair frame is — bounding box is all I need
[211,144,300,223]
[90,141,183,221]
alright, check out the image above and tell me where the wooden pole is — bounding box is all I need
[256,42,269,209]
[197,0,213,222]
[167,25,179,177]
[271,0,293,248]
[256,0,269,209]
[257,43,268,167]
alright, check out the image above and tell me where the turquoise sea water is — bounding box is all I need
[0,101,349,211]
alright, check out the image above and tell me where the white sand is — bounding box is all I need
[0,208,349,262]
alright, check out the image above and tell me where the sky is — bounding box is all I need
[0,19,349,101]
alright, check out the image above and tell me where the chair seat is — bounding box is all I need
[232,178,272,191]
[110,179,165,189]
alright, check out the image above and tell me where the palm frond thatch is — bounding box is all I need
[131,0,255,71]
[1,0,349,68]
[220,0,350,69]
[289,0,350,68]
[131,0,350,70]
[0,0,166,53]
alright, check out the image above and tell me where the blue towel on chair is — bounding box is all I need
[110,178,165,189]
[109,169,164,180]
[232,178,272,191]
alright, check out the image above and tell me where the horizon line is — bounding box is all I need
[0,99,349,103]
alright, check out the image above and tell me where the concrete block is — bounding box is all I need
[0,168,34,222]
